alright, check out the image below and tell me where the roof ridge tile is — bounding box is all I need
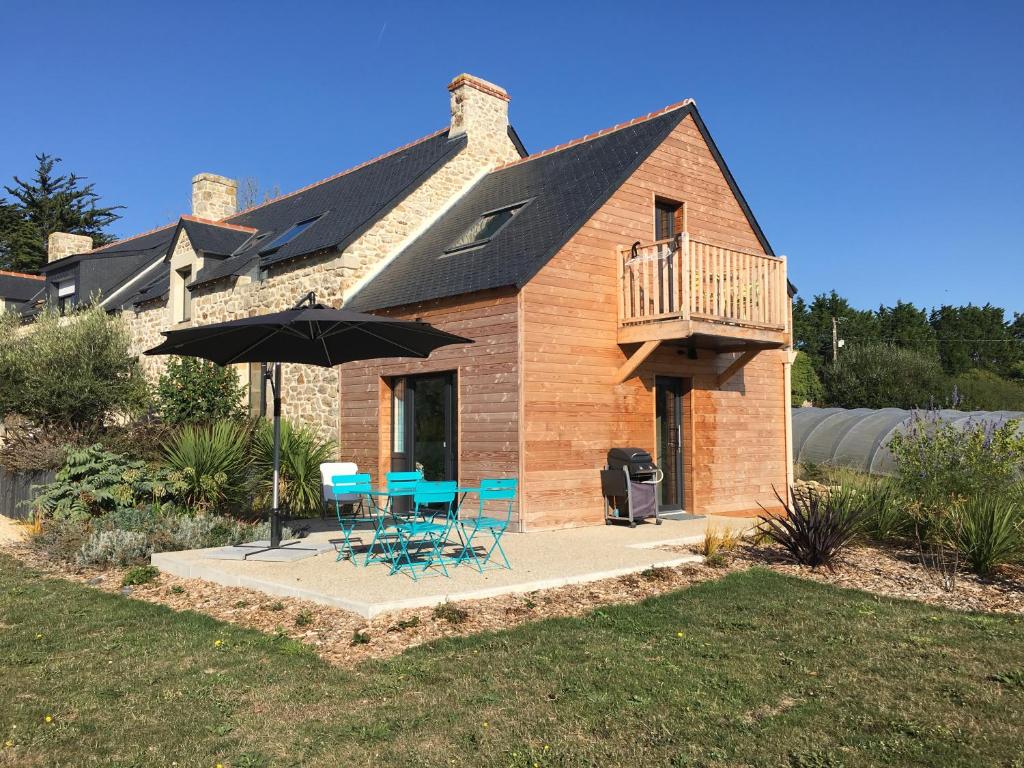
[180,215,258,233]
[494,99,693,171]
[0,269,44,280]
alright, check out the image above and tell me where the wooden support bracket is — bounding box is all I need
[613,340,661,384]
[716,350,759,388]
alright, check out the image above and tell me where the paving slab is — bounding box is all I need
[152,515,754,618]
[205,539,335,561]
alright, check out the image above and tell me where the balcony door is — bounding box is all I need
[655,376,686,511]
[390,372,457,482]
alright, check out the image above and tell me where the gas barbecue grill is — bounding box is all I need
[601,447,663,527]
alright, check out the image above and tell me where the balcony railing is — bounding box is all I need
[617,234,788,332]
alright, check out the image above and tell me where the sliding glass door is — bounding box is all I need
[390,372,457,482]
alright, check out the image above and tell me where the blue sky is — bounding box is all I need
[3,0,1022,315]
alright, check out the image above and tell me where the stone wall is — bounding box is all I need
[130,299,172,379]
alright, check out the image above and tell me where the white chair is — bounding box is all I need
[320,462,359,513]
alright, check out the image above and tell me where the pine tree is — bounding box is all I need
[1,153,123,272]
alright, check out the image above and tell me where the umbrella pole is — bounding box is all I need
[270,361,283,548]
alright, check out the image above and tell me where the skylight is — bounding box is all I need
[444,202,527,254]
[258,216,322,256]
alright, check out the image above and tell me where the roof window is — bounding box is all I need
[443,201,528,254]
[258,216,322,256]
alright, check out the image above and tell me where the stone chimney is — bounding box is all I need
[191,173,238,221]
[47,232,93,262]
[448,74,516,163]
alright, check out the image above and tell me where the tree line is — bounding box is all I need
[792,291,1024,411]
[0,154,122,273]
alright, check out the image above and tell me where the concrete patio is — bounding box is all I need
[152,515,754,618]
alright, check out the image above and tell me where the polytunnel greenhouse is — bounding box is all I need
[792,407,1024,476]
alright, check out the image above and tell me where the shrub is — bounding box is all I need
[29,517,91,563]
[432,602,469,624]
[163,419,254,513]
[252,419,334,516]
[0,424,79,473]
[156,356,246,425]
[757,487,866,568]
[0,305,149,431]
[791,351,824,407]
[953,369,1024,411]
[32,444,185,522]
[121,565,159,586]
[888,410,1024,510]
[76,529,150,567]
[821,342,948,410]
[294,610,313,628]
[844,475,913,543]
[952,495,1023,577]
[351,629,370,645]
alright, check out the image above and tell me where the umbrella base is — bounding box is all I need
[205,539,335,562]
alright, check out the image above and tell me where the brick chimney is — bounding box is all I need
[47,232,93,262]
[448,74,517,163]
[191,173,238,221]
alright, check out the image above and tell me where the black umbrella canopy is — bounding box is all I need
[145,301,472,366]
[144,293,472,553]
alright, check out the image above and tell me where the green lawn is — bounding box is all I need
[1,556,1022,768]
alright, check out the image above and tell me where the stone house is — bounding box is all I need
[25,74,794,530]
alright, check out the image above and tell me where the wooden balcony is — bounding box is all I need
[616,234,789,349]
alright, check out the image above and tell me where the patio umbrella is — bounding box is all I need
[146,291,472,552]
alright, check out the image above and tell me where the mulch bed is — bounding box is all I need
[729,542,1024,615]
[4,535,1022,669]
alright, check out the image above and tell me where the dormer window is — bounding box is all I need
[443,201,528,255]
[56,279,76,315]
[174,266,193,322]
[258,216,322,256]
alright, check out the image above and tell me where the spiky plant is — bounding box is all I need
[757,487,866,568]
[952,494,1023,578]
[162,420,254,513]
[251,419,335,516]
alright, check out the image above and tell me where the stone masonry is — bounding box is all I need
[191,174,238,221]
[47,232,93,262]
[128,75,520,442]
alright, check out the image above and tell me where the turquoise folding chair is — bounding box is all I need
[385,470,423,518]
[331,473,374,564]
[363,470,422,566]
[455,478,517,571]
[390,481,456,580]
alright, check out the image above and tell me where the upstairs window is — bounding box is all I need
[444,201,528,254]
[258,216,322,256]
[655,198,684,241]
[175,266,193,322]
[56,279,76,315]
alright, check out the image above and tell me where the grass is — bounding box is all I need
[1,555,1022,767]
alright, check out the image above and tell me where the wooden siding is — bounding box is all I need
[337,288,521,524]
[519,113,789,529]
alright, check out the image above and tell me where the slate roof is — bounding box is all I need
[179,217,256,257]
[33,226,176,314]
[192,129,469,288]
[119,262,170,308]
[348,105,692,311]
[0,270,44,303]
